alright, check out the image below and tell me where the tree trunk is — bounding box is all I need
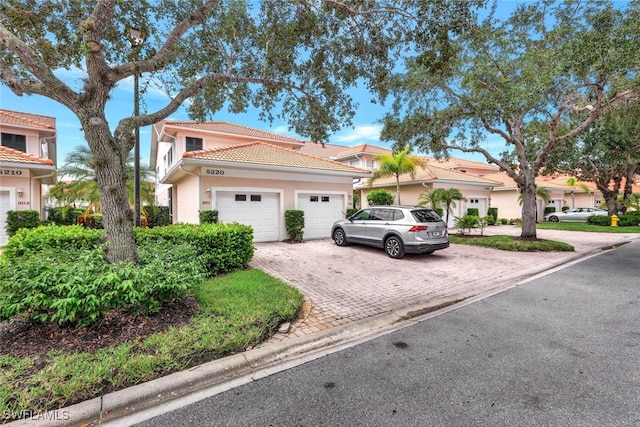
[395,175,401,205]
[519,170,538,240]
[81,113,138,264]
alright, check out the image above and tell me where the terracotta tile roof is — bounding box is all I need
[161,121,305,144]
[183,141,371,174]
[297,142,348,158]
[0,145,53,165]
[334,144,392,158]
[0,109,55,129]
[363,161,503,186]
[427,156,500,171]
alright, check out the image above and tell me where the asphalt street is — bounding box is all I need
[129,240,640,427]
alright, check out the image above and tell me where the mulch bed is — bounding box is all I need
[0,297,200,361]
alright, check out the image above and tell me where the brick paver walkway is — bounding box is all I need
[250,226,638,345]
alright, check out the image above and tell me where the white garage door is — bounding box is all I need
[298,193,345,239]
[0,191,10,246]
[216,192,279,242]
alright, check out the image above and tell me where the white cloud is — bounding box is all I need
[333,124,383,144]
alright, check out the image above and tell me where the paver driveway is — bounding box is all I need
[249,227,638,343]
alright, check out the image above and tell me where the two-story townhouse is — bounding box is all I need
[150,121,371,242]
[0,109,57,246]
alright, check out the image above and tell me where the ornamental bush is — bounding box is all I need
[6,210,41,236]
[587,215,610,226]
[366,189,394,206]
[0,241,204,327]
[0,223,254,327]
[284,210,304,242]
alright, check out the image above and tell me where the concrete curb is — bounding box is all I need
[8,237,637,426]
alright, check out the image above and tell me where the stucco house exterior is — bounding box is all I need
[0,109,57,246]
[150,121,371,242]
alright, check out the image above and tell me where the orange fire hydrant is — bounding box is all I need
[611,214,619,227]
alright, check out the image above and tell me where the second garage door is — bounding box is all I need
[298,193,345,240]
[216,192,279,242]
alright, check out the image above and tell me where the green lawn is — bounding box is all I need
[449,234,575,251]
[450,222,639,251]
[0,269,303,421]
[536,222,640,233]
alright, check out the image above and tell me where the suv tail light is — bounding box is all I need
[408,225,428,232]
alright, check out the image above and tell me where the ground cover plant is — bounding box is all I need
[0,224,303,422]
[449,234,574,252]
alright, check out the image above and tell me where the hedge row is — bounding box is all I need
[0,223,254,327]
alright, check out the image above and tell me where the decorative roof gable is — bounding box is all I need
[183,141,370,174]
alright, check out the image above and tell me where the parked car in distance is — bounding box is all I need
[331,206,449,259]
[543,207,608,222]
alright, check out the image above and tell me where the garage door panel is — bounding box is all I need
[217,192,279,242]
[298,194,344,239]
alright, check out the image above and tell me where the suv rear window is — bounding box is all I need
[411,209,442,223]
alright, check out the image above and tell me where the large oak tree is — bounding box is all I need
[545,103,640,215]
[381,0,640,239]
[0,0,484,263]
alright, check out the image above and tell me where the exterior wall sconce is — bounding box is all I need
[205,188,212,198]
[16,189,23,198]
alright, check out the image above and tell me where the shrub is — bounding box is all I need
[454,214,479,235]
[466,208,479,216]
[487,207,498,222]
[145,205,172,228]
[618,211,640,226]
[500,218,509,225]
[45,206,85,225]
[77,213,104,229]
[562,206,569,212]
[1,225,103,259]
[135,223,254,277]
[199,210,219,224]
[544,206,556,215]
[367,189,394,206]
[284,210,304,242]
[0,241,205,327]
[6,210,41,236]
[587,215,610,226]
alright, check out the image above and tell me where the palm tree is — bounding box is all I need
[369,146,427,205]
[518,186,551,206]
[49,145,155,216]
[437,188,465,225]
[418,188,443,213]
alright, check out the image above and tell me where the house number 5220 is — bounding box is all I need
[205,169,224,175]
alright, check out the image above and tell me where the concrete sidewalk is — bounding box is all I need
[12,227,638,426]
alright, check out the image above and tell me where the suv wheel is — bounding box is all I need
[333,228,347,246]
[384,236,405,259]
[548,215,559,222]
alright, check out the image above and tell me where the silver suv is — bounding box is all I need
[331,206,449,259]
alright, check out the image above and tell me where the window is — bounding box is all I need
[366,159,375,170]
[310,196,319,202]
[185,137,203,152]
[235,194,247,201]
[321,196,330,202]
[250,195,261,202]
[351,209,371,220]
[1,133,27,153]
